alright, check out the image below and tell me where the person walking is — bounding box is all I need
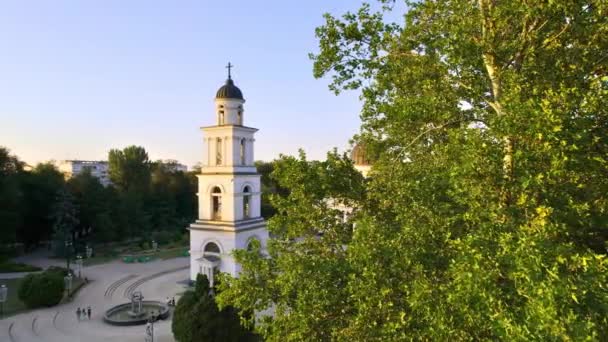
[87,306,91,320]
[76,307,81,321]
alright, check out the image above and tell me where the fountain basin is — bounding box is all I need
[103,301,170,326]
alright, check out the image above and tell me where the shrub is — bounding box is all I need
[18,271,64,308]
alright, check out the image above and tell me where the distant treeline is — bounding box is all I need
[0,146,281,255]
[0,146,198,253]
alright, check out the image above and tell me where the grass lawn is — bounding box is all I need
[0,261,42,273]
[0,277,27,316]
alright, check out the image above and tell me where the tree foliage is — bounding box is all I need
[255,161,289,219]
[50,188,79,257]
[172,274,257,342]
[67,170,118,243]
[108,145,151,193]
[0,145,197,254]
[18,163,66,247]
[219,1,608,340]
[18,270,64,308]
[0,147,24,246]
[217,151,366,341]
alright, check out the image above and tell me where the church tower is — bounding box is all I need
[189,64,268,285]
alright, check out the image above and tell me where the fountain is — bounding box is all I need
[103,291,170,326]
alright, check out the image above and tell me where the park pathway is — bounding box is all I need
[0,257,189,342]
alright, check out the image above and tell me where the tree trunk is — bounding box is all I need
[479,0,514,207]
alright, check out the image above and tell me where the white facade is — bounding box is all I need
[189,75,268,284]
[57,160,111,186]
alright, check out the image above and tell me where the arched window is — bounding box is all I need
[218,105,225,125]
[240,139,246,165]
[211,186,222,220]
[243,186,251,219]
[237,106,243,125]
[215,138,222,165]
[204,242,221,255]
[246,237,259,252]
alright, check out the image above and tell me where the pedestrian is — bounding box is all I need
[87,306,91,320]
[76,307,81,321]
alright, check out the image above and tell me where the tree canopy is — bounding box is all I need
[218,1,608,340]
[172,274,258,342]
[0,145,197,254]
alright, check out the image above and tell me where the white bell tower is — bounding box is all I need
[189,63,268,284]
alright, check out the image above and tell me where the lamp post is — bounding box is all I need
[65,240,72,274]
[145,314,155,342]
[64,274,73,298]
[0,284,7,318]
[76,255,83,278]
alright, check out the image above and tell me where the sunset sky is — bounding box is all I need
[0,0,367,167]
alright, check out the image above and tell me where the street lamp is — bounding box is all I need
[64,274,73,298]
[0,284,7,318]
[145,314,155,342]
[65,240,73,274]
[76,255,83,278]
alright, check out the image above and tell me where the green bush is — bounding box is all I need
[18,271,64,308]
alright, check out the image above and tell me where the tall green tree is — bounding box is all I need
[173,274,257,342]
[50,188,79,260]
[108,146,152,237]
[108,145,151,193]
[219,1,608,340]
[19,163,65,247]
[217,151,366,341]
[0,147,24,248]
[255,160,289,218]
[67,170,117,243]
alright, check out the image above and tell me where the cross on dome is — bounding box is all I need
[216,62,244,100]
[226,62,233,79]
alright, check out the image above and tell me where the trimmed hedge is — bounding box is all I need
[18,270,64,308]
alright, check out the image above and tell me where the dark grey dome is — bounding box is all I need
[216,78,244,100]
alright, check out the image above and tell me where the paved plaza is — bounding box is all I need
[0,256,189,342]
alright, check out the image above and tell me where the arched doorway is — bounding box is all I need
[197,241,222,287]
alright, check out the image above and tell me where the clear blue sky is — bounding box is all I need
[0,0,367,167]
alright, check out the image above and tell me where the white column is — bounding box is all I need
[206,138,211,166]
[247,138,255,165]
[224,136,228,167]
